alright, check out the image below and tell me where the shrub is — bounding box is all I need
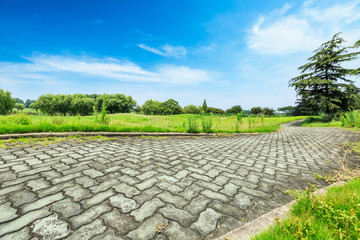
[95,94,136,113]
[15,103,25,112]
[187,116,199,133]
[201,117,213,133]
[341,110,360,127]
[70,97,95,115]
[226,105,242,114]
[183,105,201,114]
[0,89,15,115]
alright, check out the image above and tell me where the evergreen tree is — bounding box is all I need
[202,99,207,112]
[289,33,360,118]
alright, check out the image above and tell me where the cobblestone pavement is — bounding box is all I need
[0,123,359,240]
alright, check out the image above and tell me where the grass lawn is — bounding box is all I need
[301,116,342,127]
[252,178,360,240]
[0,112,306,134]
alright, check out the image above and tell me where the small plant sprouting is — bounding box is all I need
[201,116,213,133]
[95,97,109,125]
[187,116,199,133]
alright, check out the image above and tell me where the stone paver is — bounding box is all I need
[0,122,359,239]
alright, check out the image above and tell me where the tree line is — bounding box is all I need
[0,90,282,116]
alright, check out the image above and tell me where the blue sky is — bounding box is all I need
[1,0,360,109]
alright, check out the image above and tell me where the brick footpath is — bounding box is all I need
[0,123,358,239]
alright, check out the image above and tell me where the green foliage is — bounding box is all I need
[262,107,275,116]
[183,104,201,114]
[13,98,24,104]
[95,98,109,125]
[70,96,95,116]
[201,116,213,133]
[24,99,36,108]
[206,107,225,115]
[253,178,360,240]
[95,94,136,114]
[250,106,262,115]
[202,99,207,112]
[226,105,243,114]
[187,116,199,133]
[142,99,163,115]
[341,110,360,127]
[0,114,32,125]
[236,112,243,122]
[0,89,16,115]
[290,33,360,119]
[161,99,182,115]
[15,103,25,112]
[277,106,295,116]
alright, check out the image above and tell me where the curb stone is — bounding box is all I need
[215,181,345,240]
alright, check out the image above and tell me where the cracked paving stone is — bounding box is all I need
[0,202,18,223]
[92,230,124,240]
[234,192,253,210]
[163,222,201,240]
[191,208,222,236]
[131,198,165,222]
[51,199,82,218]
[32,214,70,239]
[127,214,168,240]
[102,210,138,235]
[109,194,138,213]
[0,208,51,237]
[159,204,195,226]
[66,219,106,240]
[0,227,30,240]
[7,189,37,207]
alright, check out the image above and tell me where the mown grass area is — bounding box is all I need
[252,178,360,240]
[0,112,306,134]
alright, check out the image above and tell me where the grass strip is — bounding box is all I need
[252,178,360,240]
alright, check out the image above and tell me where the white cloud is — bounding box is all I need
[247,0,360,55]
[137,43,187,58]
[0,54,213,87]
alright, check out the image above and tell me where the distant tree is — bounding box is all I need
[142,99,163,115]
[226,105,243,114]
[13,98,24,104]
[70,97,95,115]
[277,106,295,116]
[250,107,262,115]
[29,102,40,112]
[289,33,360,119]
[183,105,201,114]
[86,94,99,99]
[24,99,36,108]
[202,99,207,112]
[133,105,142,114]
[96,94,136,113]
[206,107,225,115]
[161,99,182,115]
[0,89,16,115]
[262,107,275,116]
[15,103,25,112]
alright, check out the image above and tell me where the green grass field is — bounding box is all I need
[0,112,306,134]
[252,178,360,240]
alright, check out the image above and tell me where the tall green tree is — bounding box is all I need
[289,33,360,118]
[202,99,207,112]
[0,89,15,115]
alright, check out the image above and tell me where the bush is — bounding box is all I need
[251,107,262,115]
[201,117,213,133]
[187,116,199,133]
[70,97,95,115]
[341,110,360,127]
[183,105,201,114]
[0,89,15,115]
[226,105,242,114]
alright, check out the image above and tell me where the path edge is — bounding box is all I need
[215,181,345,240]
